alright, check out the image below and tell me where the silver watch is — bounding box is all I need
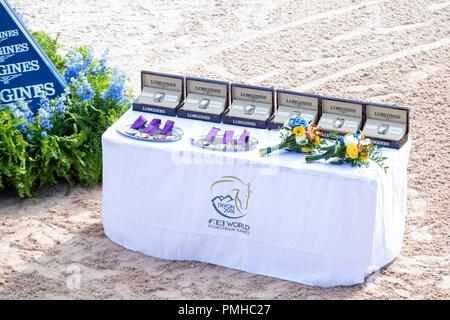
[244,104,256,115]
[154,92,165,103]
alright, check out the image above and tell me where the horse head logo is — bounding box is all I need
[211,176,252,219]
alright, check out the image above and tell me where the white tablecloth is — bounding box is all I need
[102,109,411,288]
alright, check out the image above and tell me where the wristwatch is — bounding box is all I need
[333,118,345,129]
[378,124,389,135]
[244,104,256,115]
[199,99,210,109]
[154,92,165,103]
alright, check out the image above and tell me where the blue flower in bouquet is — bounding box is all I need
[75,73,95,104]
[288,115,308,130]
[102,68,128,104]
[41,131,48,139]
[26,133,33,141]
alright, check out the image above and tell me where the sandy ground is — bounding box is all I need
[1,0,449,299]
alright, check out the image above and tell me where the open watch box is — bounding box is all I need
[177,77,229,123]
[268,90,320,130]
[223,84,274,129]
[318,97,364,136]
[362,102,409,149]
[133,71,184,116]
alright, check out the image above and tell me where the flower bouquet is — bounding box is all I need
[260,115,324,156]
[305,132,389,172]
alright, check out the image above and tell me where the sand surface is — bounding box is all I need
[1,0,449,299]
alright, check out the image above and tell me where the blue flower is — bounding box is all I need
[41,131,48,139]
[18,123,28,133]
[37,94,54,131]
[63,47,94,82]
[102,68,128,104]
[288,114,308,130]
[26,134,33,141]
[75,73,95,103]
[63,50,85,82]
[55,99,65,113]
[3,100,33,132]
[94,49,109,74]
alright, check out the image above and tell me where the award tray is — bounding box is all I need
[190,133,258,152]
[117,124,184,142]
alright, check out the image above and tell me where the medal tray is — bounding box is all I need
[117,124,184,142]
[191,133,258,152]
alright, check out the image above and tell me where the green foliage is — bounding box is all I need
[32,31,65,73]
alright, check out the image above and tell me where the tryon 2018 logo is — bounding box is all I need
[210,176,252,219]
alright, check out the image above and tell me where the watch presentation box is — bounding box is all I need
[268,90,320,130]
[177,77,230,123]
[223,84,274,129]
[363,102,409,149]
[133,71,184,116]
[318,97,364,136]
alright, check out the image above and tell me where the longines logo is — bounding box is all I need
[195,86,221,95]
[208,176,252,235]
[0,29,19,44]
[0,43,29,63]
[240,92,266,101]
[150,79,176,88]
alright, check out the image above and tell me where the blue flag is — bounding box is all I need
[0,0,66,113]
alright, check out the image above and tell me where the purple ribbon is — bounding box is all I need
[143,118,161,134]
[236,130,250,145]
[131,115,147,130]
[223,130,234,145]
[160,120,175,136]
[205,127,220,143]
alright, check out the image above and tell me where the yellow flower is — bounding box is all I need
[314,136,320,145]
[346,143,359,159]
[301,147,312,153]
[292,126,306,137]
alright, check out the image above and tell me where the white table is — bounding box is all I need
[102,109,411,288]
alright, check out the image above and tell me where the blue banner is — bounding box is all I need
[0,0,66,113]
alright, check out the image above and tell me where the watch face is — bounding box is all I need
[378,124,389,135]
[244,104,256,115]
[154,92,165,103]
[199,99,210,109]
[333,118,345,129]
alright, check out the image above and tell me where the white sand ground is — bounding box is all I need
[0,0,449,299]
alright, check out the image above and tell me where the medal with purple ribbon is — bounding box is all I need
[236,130,250,145]
[131,115,147,130]
[144,118,161,134]
[160,120,175,137]
[205,127,220,143]
[223,130,234,145]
